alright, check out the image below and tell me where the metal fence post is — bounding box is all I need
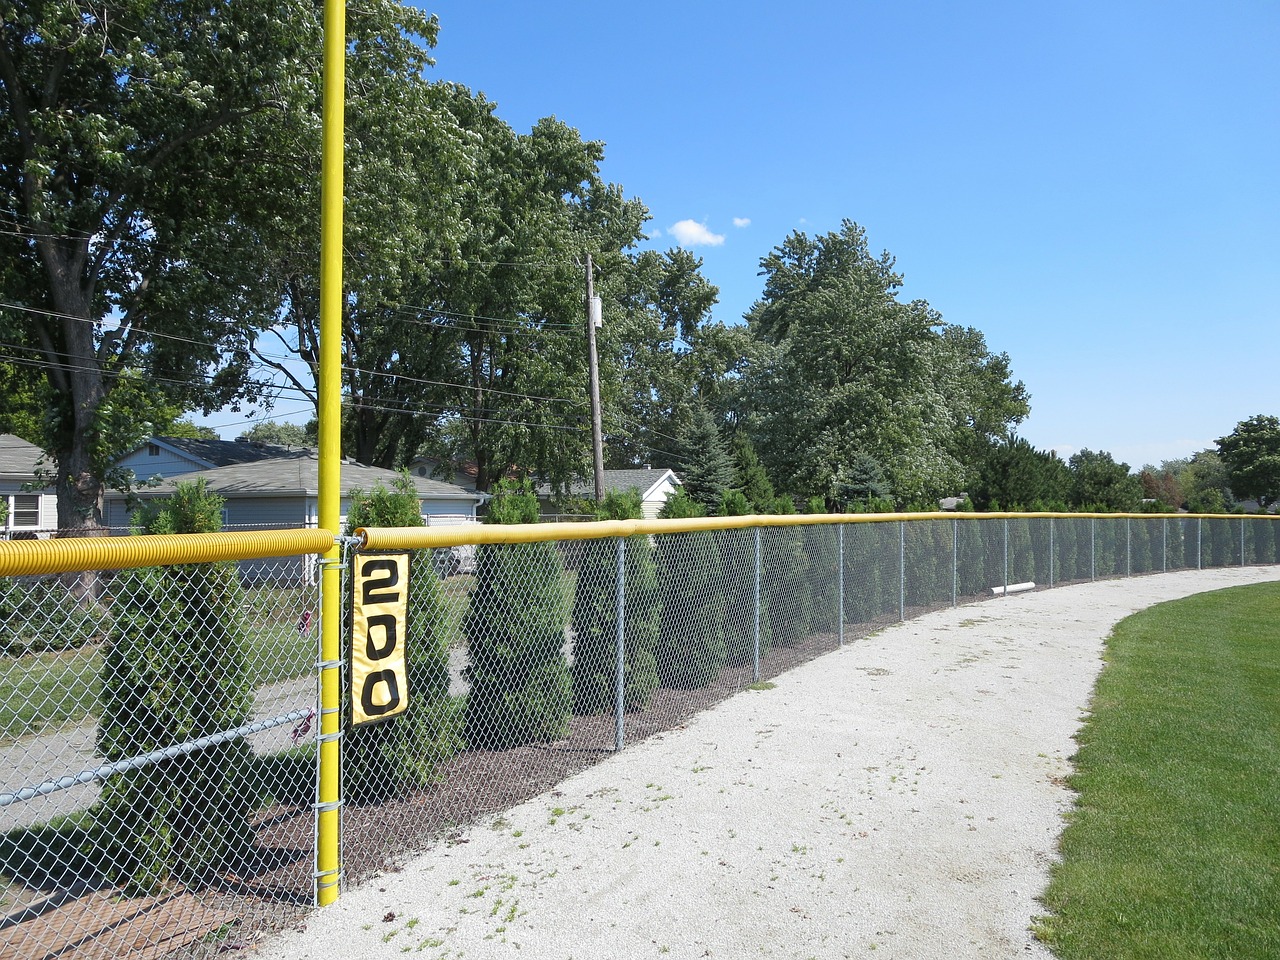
[1197,517,1202,570]
[1090,518,1096,581]
[753,527,762,681]
[1241,517,1247,567]
[1162,518,1167,573]
[951,518,957,607]
[837,525,846,645]
[614,538,626,752]
[1048,517,1055,587]
[1126,518,1132,577]
[1002,518,1009,597]
[899,520,905,621]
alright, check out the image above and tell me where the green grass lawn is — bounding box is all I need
[1035,581,1280,960]
[0,583,317,743]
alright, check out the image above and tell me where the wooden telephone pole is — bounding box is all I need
[585,254,605,503]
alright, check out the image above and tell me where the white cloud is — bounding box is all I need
[669,219,725,247]
[646,226,662,239]
[733,217,751,228]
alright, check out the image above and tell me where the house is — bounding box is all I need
[536,468,682,521]
[0,434,57,538]
[104,452,485,582]
[114,435,301,482]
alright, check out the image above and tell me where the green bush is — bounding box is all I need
[464,480,572,748]
[654,491,727,688]
[344,473,462,802]
[95,479,255,893]
[0,577,105,656]
[570,491,660,714]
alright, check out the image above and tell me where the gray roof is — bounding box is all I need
[130,452,483,501]
[0,434,48,481]
[539,468,679,501]
[148,435,300,467]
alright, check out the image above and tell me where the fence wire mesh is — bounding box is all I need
[0,554,319,959]
[2,514,1280,957]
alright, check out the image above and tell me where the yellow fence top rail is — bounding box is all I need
[0,528,337,578]
[356,511,1277,551]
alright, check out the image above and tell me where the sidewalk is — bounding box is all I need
[254,567,1280,960]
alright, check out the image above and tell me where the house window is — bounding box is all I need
[147,443,160,457]
[9,495,39,527]
[221,507,231,529]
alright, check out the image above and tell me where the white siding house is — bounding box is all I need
[536,468,682,520]
[0,434,57,537]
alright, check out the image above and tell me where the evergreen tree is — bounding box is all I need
[97,479,254,893]
[343,474,461,801]
[463,480,572,748]
[570,491,660,715]
[654,490,728,687]
[676,406,735,512]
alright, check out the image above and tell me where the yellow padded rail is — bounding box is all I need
[355,511,1270,552]
[0,529,336,578]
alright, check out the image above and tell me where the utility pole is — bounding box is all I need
[585,254,605,503]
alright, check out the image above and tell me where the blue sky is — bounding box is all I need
[401,0,1278,470]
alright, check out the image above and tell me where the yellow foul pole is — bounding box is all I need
[316,0,346,908]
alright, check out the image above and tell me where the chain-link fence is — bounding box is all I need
[0,531,327,960]
[2,514,1279,957]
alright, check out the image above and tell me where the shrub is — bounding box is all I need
[95,479,255,893]
[344,473,462,803]
[464,480,572,748]
[654,492,727,688]
[570,491,660,714]
[0,577,105,656]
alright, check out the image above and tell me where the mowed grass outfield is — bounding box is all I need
[1036,582,1280,960]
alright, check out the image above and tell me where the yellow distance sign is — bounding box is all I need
[351,553,410,726]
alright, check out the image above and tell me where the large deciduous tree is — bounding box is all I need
[742,220,1028,506]
[1217,415,1280,510]
[0,0,346,532]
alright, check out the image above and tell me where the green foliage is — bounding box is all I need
[343,475,461,802]
[1068,449,1143,512]
[971,436,1071,511]
[1217,415,1280,509]
[744,220,1028,507]
[830,452,891,510]
[675,406,735,513]
[1180,450,1234,513]
[569,491,660,714]
[1,0,379,528]
[96,480,253,893]
[463,480,571,748]
[730,434,776,511]
[0,578,104,656]
[658,489,707,520]
[654,527,728,688]
[236,421,310,447]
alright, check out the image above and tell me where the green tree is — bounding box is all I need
[569,491,660,715]
[653,490,728,687]
[971,437,1071,511]
[730,434,775,511]
[675,406,734,512]
[1217,415,1280,509]
[1180,450,1234,514]
[0,0,358,533]
[96,479,253,893]
[463,479,572,747]
[1068,449,1142,512]
[237,421,310,448]
[343,474,461,801]
[744,221,1028,506]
